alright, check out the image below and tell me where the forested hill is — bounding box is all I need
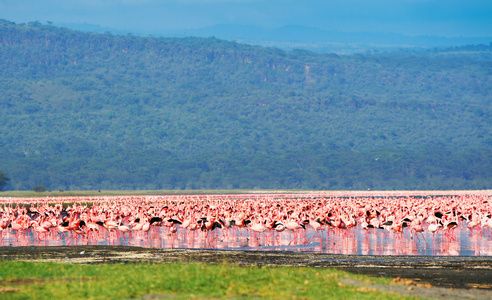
[0,20,491,191]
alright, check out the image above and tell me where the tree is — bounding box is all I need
[33,184,47,192]
[0,172,10,191]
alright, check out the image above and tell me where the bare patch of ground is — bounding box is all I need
[1,246,491,299]
[339,276,492,300]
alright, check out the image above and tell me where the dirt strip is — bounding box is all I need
[1,246,491,299]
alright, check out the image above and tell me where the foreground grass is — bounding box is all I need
[0,261,417,299]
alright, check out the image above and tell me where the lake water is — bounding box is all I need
[2,224,491,256]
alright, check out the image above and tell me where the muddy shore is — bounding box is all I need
[1,246,491,299]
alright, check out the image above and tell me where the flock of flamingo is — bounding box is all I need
[0,191,491,256]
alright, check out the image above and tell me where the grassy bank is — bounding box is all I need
[0,261,415,299]
[1,189,489,199]
[0,189,305,198]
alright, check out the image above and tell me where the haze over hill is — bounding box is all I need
[2,0,491,54]
[56,22,492,54]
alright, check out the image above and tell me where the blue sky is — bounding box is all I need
[1,0,491,37]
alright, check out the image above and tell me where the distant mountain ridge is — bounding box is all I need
[186,24,491,46]
[0,20,490,190]
[57,21,492,53]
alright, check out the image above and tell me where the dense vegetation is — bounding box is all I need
[0,20,490,191]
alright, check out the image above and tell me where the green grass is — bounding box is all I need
[0,189,309,198]
[0,261,417,299]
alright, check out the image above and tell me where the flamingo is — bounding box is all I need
[117,221,132,240]
[285,220,305,245]
[30,221,50,240]
[428,222,439,243]
[306,218,324,245]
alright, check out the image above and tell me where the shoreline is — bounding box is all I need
[1,245,491,290]
[3,245,492,299]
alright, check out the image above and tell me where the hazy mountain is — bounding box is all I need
[0,21,490,191]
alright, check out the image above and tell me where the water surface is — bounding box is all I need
[3,225,491,257]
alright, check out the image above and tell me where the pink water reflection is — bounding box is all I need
[2,225,491,256]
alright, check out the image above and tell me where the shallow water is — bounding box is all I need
[2,225,491,256]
